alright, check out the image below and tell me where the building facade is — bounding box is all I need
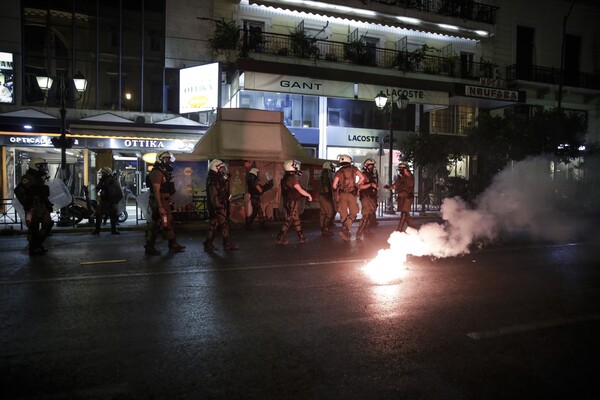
[0,0,599,206]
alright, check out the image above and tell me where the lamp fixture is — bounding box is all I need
[374,90,409,214]
[73,71,87,93]
[36,74,53,91]
[375,91,388,109]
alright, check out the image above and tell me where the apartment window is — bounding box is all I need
[430,105,476,135]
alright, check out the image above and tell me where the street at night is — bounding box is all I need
[1,219,598,399]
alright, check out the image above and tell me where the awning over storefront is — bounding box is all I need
[176,108,327,165]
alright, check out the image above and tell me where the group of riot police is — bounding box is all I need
[16,151,414,256]
[318,154,415,243]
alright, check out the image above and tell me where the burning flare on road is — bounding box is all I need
[363,156,596,283]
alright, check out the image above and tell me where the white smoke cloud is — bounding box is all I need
[385,155,598,261]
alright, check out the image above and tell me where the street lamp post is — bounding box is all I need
[375,90,409,214]
[50,76,75,180]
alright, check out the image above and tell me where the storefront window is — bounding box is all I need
[327,98,386,130]
[238,90,319,128]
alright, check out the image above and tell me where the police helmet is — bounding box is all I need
[339,154,352,165]
[99,167,113,177]
[30,157,49,174]
[249,167,259,176]
[209,159,225,173]
[283,159,301,172]
[322,161,335,171]
[364,158,376,167]
[157,151,175,163]
[30,157,47,169]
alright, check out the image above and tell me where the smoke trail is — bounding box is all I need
[385,155,597,261]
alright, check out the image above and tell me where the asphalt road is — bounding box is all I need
[1,220,599,399]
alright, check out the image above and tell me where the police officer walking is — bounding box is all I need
[318,161,336,236]
[332,155,365,241]
[245,167,274,229]
[144,151,186,255]
[387,162,415,232]
[14,157,54,255]
[277,159,312,245]
[356,158,378,240]
[204,159,239,252]
[91,167,123,235]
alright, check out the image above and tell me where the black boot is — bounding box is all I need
[144,242,161,255]
[204,240,218,252]
[298,231,308,243]
[168,239,186,253]
[396,214,407,232]
[277,231,289,245]
[223,238,239,250]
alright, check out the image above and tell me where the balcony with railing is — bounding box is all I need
[372,0,498,24]
[506,64,600,91]
[239,30,496,81]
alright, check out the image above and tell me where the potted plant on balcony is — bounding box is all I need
[392,50,413,72]
[443,54,460,76]
[393,44,433,72]
[289,29,320,59]
[208,18,240,62]
[344,39,374,66]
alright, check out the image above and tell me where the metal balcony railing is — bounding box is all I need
[506,64,600,91]
[241,31,496,80]
[372,0,498,24]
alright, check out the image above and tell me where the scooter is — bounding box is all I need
[63,186,98,225]
[102,187,135,224]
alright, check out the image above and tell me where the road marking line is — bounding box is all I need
[466,313,600,340]
[0,258,372,285]
[80,259,127,265]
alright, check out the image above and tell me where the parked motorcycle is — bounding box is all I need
[63,185,136,226]
[102,187,135,224]
[62,186,98,225]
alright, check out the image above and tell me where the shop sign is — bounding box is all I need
[357,84,449,106]
[0,51,14,104]
[100,138,195,152]
[243,72,355,98]
[180,62,220,113]
[327,127,384,148]
[464,85,519,101]
[4,135,80,147]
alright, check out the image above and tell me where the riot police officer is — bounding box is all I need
[356,158,378,240]
[277,159,312,245]
[318,161,336,236]
[332,154,366,241]
[387,162,415,232]
[245,167,273,229]
[204,159,239,252]
[15,157,54,255]
[91,167,123,235]
[144,151,186,255]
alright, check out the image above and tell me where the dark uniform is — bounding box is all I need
[357,159,378,240]
[332,155,365,241]
[245,168,273,228]
[14,158,54,255]
[318,162,335,236]
[144,151,185,255]
[277,159,312,245]
[390,162,415,232]
[204,159,238,252]
[91,167,123,235]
